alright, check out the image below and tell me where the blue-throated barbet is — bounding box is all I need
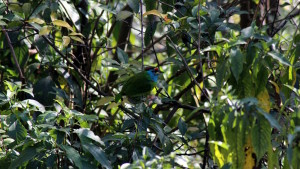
[115,67,161,102]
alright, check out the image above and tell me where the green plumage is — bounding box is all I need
[115,71,157,102]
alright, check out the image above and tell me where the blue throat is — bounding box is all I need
[147,70,158,82]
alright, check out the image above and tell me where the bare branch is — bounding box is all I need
[2,26,25,84]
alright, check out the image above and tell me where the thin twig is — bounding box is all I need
[197,2,209,168]
[164,106,179,125]
[252,0,262,24]
[2,26,25,83]
[89,0,109,56]
[197,1,204,103]
[176,150,204,156]
[135,34,167,60]
[150,25,160,68]
[118,105,139,119]
[140,0,144,70]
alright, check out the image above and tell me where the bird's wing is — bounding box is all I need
[122,72,156,97]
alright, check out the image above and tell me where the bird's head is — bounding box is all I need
[145,67,162,82]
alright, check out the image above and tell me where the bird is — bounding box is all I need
[115,67,162,103]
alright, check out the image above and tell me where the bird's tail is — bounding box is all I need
[115,93,122,102]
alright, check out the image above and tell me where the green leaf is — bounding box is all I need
[255,66,268,94]
[144,0,156,11]
[268,51,291,66]
[9,144,41,169]
[21,99,45,113]
[128,0,140,13]
[117,47,129,64]
[150,120,172,153]
[3,138,14,146]
[60,145,95,169]
[203,45,222,57]
[8,120,27,144]
[257,108,282,132]
[33,76,56,106]
[143,0,156,23]
[59,0,80,30]
[56,68,83,107]
[226,115,245,169]
[60,145,83,168]
[13,44,29,69]
[99,5,117,15]
[161,0,173,13]
[27,17,45,24]
[209,8,220,23]
[0,20,7,25]
[144,22,157,46]
[22,3,31,18]
[74,128,104,146]
[230,48,244,82]
[241,26,254,38]
[116,11,133,21]
[81,142,112,169]
[216,59,227,90]
[251,117,271,162]
[178,118,187,136]
[97,96,114,106]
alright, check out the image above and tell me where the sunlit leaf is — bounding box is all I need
[69,32,85,37]
[59,0,80,30]
[0,20,7,25]
[74,128,104,146]
[52,20,73,31]
[268,51,291,66]
[39,26,52,36]
[70,35,84,43]
[116,11,133,21]
[143,9,167,18]
[62,36,70,47]
[256,88,270,113]
[97,96,114,106]
[243,137,256,169]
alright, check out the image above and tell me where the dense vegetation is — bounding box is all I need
[0,0,299,168]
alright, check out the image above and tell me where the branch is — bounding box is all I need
[118,105,139,119]
[2,26,25,84]
[135,34,167,60]
[40,34,108,96]
[176,150,204,156]
[166,35,209,99]
[197,1,204,105]
[140,0,144,70]
[174,73,202,100]
[164,106,178,125]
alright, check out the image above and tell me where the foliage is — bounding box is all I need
[0,0,299,168]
